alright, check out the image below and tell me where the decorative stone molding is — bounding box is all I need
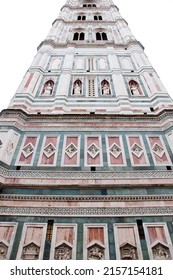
[1,167,173,181]
[2,206,173,217]
[1,194,173,202]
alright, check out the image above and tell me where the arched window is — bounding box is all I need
[73,80,82,95]
[77,15,81,20]
[93,4,96,7]
[96,32,101,40]
[83,4,87,7]
[79,32,85,40]
[42,80,54,96]
[94,15,98,20]
[98,16,102,20]
[88,4,91,7]
[101,80,111,95]
[73,32,79,41]
[82,15,86,20]
[102,32,108,40]
[129,80,142,95]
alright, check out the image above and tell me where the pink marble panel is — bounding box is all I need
[87,137,101,165]
[87,227,104,246]
[55,227,74,245]
[64,136,79,166]
[148,226,167,245]
[24,226,43,247]
[19,137,37,164]
[128,136,147,165]
[108,136,124,165]
[148,136,169,164]
[24,73,34,88]
[0,226,14,244]
[40,136,58,165]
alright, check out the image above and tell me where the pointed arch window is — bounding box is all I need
[73,32,85,41]
[129,80,143,96]
[94,15,98,21]
[94,15,103,21]
[77,15,81,20]
[82,15,86,20]
[77,15,86,21]
[42,80,54,96]
[96,32,108,41]
[99,16,103,20]
[73,32,79,41]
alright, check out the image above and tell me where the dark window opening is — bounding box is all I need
[96,32,101,40]
[99,16,102,20]
[16,166,21,170]
[91,167,96,171]
[150,107,154,112]
[73,32,79,41]
[77,15,81,20]
[102,32,108,40]
[83,4,87,7]
[82,16,86,20]
[46,220,54,241]
[136,219,145,240]
[94,15,98,20]
[166,166,172,170]
[79,32,85,40]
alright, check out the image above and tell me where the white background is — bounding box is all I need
[0,0,173,111]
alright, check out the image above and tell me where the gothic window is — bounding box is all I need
[94,15,102,20]
[42,80,54,96]
[73,32,79,40]
[83,4,97,7]
[72,79,82,95]
[129,80,142,96]
[101,80,111,95]
[79,32,85,40]
[96,32,108,41]
[96,32,101,40]
[88,78,95,97]
[73,32,85,41]
[77,15,86,21]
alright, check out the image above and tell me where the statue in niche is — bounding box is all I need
[120,243,138,260]
[42,80,54,96]
[129,80,141,96]
[0,242,8,260]
[152,243,171,260]
[73,80,82,95]
[101,80,110,95]
[54,244,72,260]
[21,242,40,260]
[88,244,104,260]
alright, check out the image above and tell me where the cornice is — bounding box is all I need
[1,194,173,202]
[1,108,173,124]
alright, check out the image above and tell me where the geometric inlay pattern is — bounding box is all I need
[152,143,165,158]
[87,143,99,159]
[1,206,173,217]
[22,143,34,158]
[131,143,143,158]
[109,143,122,158]
[43,143,56,158]
[65,143,77,159]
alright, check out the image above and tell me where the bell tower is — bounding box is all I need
[0,0,173,260]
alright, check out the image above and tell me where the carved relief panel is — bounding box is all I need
[147,136,172,166]
[0,130,20,165]
[50,224,77,260]
[106,135,126,166]
[74,57,85,69]
[114,223,143,260]
[143,223,173,260]
[50,57,62,70]
[61,135,80,166]
[16,135,39,166]
[85,135,103,166]
[16,223,47,260]
[38,135,59,166]
[0,223,18,260]
[127,135,149,166]
[83,224,109,260]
